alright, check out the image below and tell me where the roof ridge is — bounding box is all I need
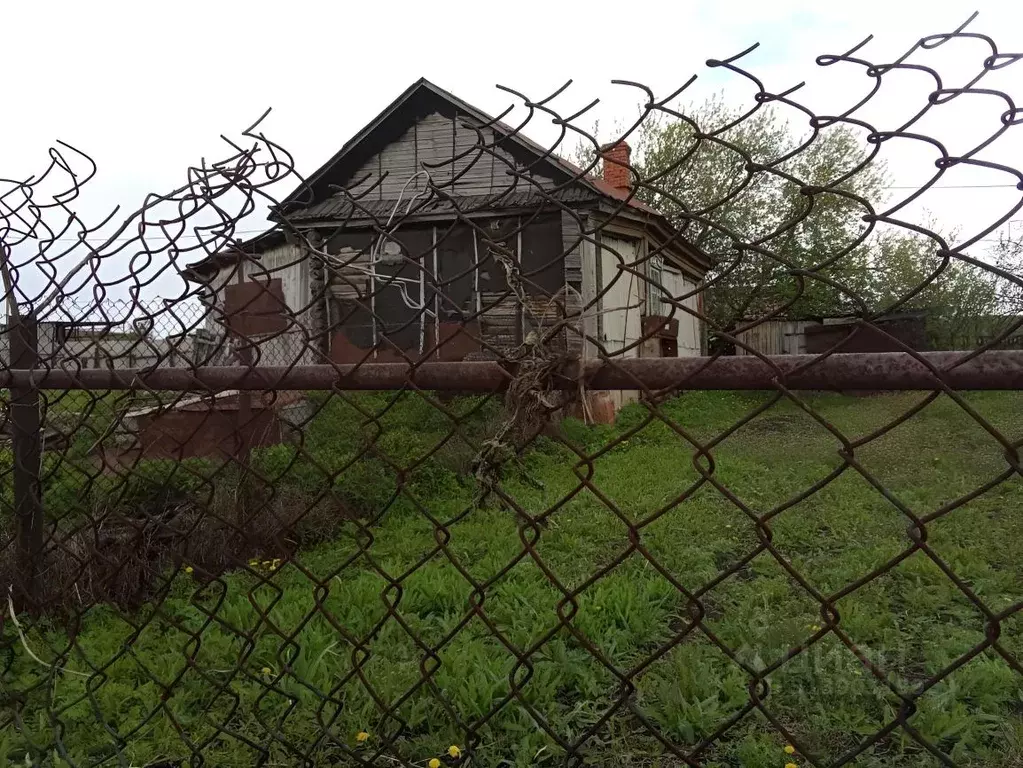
[277,78,607,210]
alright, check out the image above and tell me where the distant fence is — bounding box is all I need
[736,314,1023,357]
[0,299,203,370]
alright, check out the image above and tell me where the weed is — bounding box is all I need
[2,390,1022,766]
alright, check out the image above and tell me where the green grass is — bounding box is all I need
[3,389,1023,767]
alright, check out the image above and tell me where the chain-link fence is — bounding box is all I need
[2,15,1023,768]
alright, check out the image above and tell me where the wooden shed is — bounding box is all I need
[735,312,931,357]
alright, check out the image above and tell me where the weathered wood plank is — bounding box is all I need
[561,209,584,286]
[339,111,557,200]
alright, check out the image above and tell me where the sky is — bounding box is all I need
[1,0,1022,314]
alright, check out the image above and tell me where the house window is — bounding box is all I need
[647,255,665,316]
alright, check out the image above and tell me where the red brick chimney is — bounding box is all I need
[600,141,632,191]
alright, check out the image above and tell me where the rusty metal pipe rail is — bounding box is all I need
[2,351,1022,391]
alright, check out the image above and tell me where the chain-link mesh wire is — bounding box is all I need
[2,15,1023,768]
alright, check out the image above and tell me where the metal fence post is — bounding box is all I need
[228,265,255,528]
[10,313,43,609]
[234,340,253,527]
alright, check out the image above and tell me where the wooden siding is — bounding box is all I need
[735,317,930,356]
[523,286,583,358]
[207,243,308,315]
[596,233,644,411]
[659,266,702,356]
[345,112,554,199]
[734,320,813,356]
[599,234,644,357]
[579,222,599,361]
[561,209,584,286]
[327,247,372,301]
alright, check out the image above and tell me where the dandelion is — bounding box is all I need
[356,731,370,743]
[184,566,194,574]
[429,759,441,768]
[784,745,796,755]
[786,763,798,768]
[448,744,462,758]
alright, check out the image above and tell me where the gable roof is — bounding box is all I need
[185,79,707,279]
[278,77,655,217]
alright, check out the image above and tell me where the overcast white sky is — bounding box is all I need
[2,0,1022,309]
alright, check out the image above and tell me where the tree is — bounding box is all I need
[970,233,1023,348]
[572,97,1020,352]
[631,97,886,347]
[864,230,999,349]
[989,232,1023,314]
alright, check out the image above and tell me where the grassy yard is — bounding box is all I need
[3,389,1023,767]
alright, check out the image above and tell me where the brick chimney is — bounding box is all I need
[600,141,632,191]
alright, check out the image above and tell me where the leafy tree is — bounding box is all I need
[865,230,999,349]
[571,97,1021,351]
[989,232,1023,313]
[859,221,1023,349]
[631,97,886,346]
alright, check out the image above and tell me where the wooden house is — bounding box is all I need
[185,79,708,415]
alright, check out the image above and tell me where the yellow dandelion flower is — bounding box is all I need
[429,759,441,768]
[356,731,370,743]
[784,745,796,755]
[786,763,798,768]
[184,566,194,574]
[448,744,462,758]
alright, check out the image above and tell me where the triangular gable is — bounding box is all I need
[278,78,601,215]
[182,79,710,280]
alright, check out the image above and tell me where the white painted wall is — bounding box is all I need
[599,234,644,358]
[659,266,702,356]
[579,231,599,361]
[597,233,646,410]
[575,225,706,415]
